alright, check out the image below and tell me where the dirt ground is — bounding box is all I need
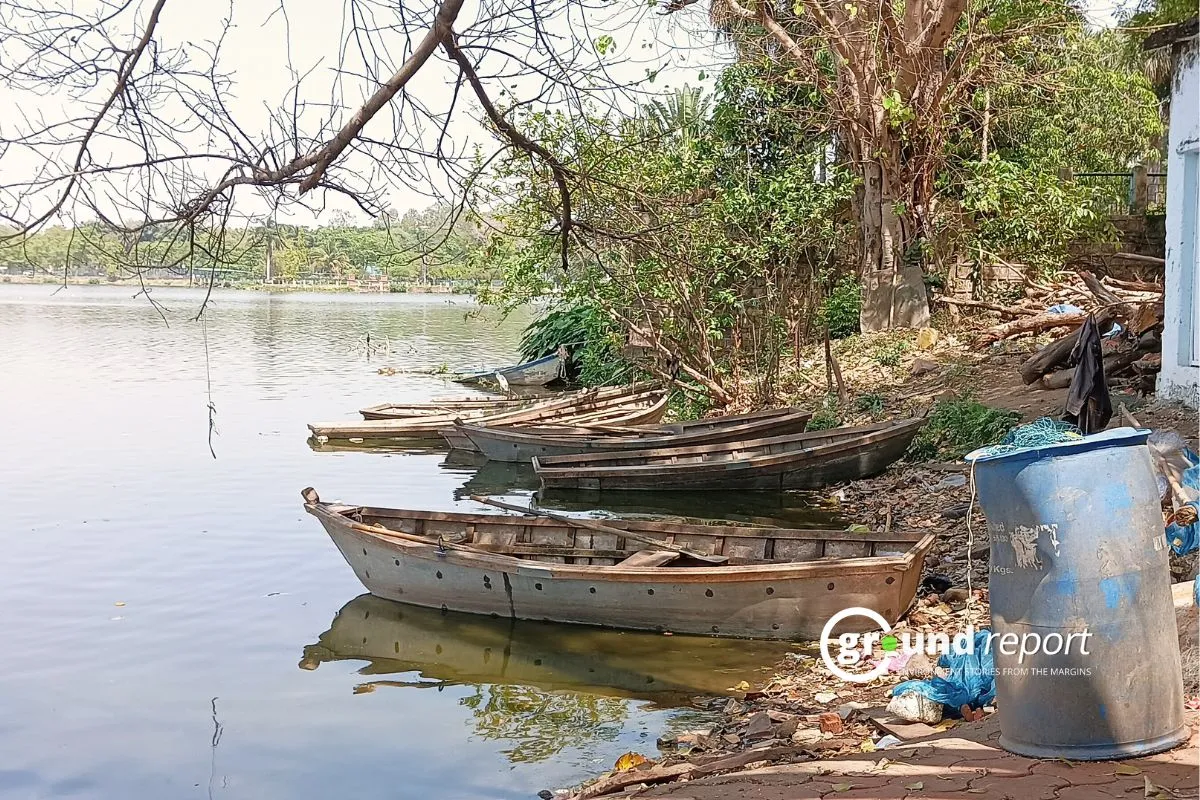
[772,322,1196,446]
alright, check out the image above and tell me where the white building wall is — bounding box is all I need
[1159,36,1200,408]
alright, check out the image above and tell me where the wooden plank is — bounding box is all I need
[469,544,639,559]
[864,707,945,740]
[471,496,730,564]
[616,550,681,567]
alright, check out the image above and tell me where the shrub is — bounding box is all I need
[805,395,843,431]
[817,276,862,339]
[854,392,885,417]
[907,398,1020,462]
[519,301,631,386]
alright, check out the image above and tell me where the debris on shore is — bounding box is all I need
[554,592,994,799]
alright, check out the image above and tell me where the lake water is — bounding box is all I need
[0,285,828,800]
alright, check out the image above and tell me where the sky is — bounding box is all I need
[0,0,735,229]
[0,0,1131,230]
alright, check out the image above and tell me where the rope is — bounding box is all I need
[964,417,1081,605]
[972,417,1082,459]
[967,458,978,600]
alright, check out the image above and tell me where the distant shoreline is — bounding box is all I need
[0,275,472,294]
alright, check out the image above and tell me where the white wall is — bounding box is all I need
[1159,36,1200,409]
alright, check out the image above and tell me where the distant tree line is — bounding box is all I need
[0,204,495,285]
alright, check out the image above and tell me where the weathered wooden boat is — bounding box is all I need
[453,352,564,387]
[360,391,566,421]
[299,593,791,703]
[437,390,671,451]
[309,383,661,442]
[301,488,934,639]
[458,407,813,462]
[532,418,925,491]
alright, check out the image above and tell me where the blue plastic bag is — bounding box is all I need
[892,631,996,713]
[1166,502,1199,556]
[1046,304,1084,315]
[1163,454,1199,556]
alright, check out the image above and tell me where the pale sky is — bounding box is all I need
[0,0,734,228]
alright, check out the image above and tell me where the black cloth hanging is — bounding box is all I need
[1063,313,1112,435]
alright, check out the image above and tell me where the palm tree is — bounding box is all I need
[640,85,711,147]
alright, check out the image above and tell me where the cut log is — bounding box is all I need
[1128,301,1166,336]
[1108,277,1164,293]
[1037,332,1158,390]
[1133,353,1162,372]
[977,310,1088,345]
[1018,309,1117,384]
[1078,271,1136,320]
[934,296,1040,318]
[1109,252,1166,266]
[574,763,693,799]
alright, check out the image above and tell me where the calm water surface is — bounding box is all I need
[0,285,825,800]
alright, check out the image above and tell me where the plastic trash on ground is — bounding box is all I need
[887,691,943,724]
[1167,502,1200,556]
[891,631,996,716]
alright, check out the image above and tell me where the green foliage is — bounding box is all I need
[519,302,631,386]
[473,5,1162,406]
[668,386,716,420]
[872,339,912,368]
[1118,0,1199,96]
[817,277,862,339]
[853,392,885,417]
[957,160,1111,276]
[805,395,843,431]
[478,60,856,405]
[937,17,1162,275]
[907,399,1021,462]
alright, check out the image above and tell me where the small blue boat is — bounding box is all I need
[452,352,565,387]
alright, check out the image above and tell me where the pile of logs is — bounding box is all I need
[937,270,1166,393]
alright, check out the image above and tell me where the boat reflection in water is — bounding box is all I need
[442,451,844,529]
[301,594,792,705]
[301,594,794,764]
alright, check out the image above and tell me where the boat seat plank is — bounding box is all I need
[471,544,648,559]
[616,549,682,568]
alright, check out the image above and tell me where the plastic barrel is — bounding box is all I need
[969,427,1188,760]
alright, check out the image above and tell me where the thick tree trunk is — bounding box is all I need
[858,161,930,332]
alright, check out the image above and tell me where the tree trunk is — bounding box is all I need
[859,162,931,332]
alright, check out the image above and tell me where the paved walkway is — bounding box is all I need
[635,712,1199,799]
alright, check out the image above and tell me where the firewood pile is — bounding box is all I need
[938,270,1165,393]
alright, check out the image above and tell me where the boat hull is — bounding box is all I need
[438,391,671,453]
[306,503,931,640]
[454,354,563,386]
[310,383,662,442]
[463,409,812,463]
[534,419,923,491]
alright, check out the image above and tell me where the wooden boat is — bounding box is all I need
[452,352,564,387]
[301,488,934,639]
[437,390,671,451]
[532,418,925,491]
[298,593,791,703]
[360,391,567,421]
[458,407,813,462]
[309,383,661,442]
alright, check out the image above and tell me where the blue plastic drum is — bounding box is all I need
[968,427,1188,760]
